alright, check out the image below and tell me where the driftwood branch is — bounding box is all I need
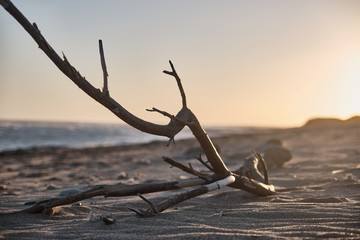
[0,0,187,140]
[147,107,186,124]
[1,0,276,216]
[196,154,214,172]
[163,60,187,108]
[23,178,207,213]
[127,176,235,217]
[163,156,213,180]
[98,39,109,96]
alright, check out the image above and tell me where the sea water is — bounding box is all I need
[0,120,259,152]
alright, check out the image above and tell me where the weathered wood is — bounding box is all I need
[0,0,186,140]
[163,156,212,180]
[98,39,109,96]
[23,178,208,213]
[128,176,236,217]
[1,0,276,216]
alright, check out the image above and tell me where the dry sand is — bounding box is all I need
[0,125,359,239]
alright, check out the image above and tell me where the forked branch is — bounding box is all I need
[163,61,187,108]
[1,0,276,217]
[0,0,187,140]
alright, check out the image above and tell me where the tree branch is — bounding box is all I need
[1,0,231,177]
[128,175,235,217]
[0,0,187,140]
[22,178,207,213]
[98,39,109,96]
[163,156,212,180]
[1,0,277,217]
[147,107,192,126]
[163,61,187,108]
[196,154,214,172]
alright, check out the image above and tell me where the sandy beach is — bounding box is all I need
[0,123,359,239]
[1,0,360,238]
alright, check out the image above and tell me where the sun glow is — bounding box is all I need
[334,55,360,118]
[1,1,360,126]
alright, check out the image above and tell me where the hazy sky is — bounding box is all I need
[1,0,360,127]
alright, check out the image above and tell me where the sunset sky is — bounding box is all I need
[1,0,360,127]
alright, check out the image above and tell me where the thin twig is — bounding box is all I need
[166,137,175,147]
[147,107,192,126]
[99,39,109,96]
[196,154,214,172]
[137,193,159,214]
[163,60,187,108]
[163,157,211,180]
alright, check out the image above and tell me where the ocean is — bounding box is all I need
[0,120,261,152]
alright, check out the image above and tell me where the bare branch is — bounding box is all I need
[0,0,187,140]
[166,137,175,147]
[22,178,207,213]
[128,175,235,217]
[98,39,109,96]
[104,177,207,197]
[1,0,277,217]
[147,107,192,126]
[137,193,160,214]
[1,0,231,178]
[186,121,230,176]
[196,154,214,172]
[163,61,187,108]
[163,157,211,180]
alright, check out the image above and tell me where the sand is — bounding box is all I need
[0,125,359,239]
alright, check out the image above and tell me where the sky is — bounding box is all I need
[1,0,360,127]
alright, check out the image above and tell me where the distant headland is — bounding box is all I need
[302,115,360,128]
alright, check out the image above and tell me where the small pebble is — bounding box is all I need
[68,172,77,178]
[117,171,129,180]
[103,216,116,225]
[43,206,62,216]
[46,185,57,190]
[345,174,354,180]
[97,161,110,168]
[136,159,151,165]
